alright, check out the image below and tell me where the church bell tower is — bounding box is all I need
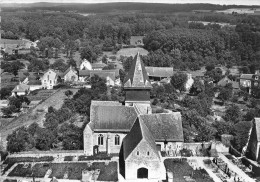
[123,52,152,109]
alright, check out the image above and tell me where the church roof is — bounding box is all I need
[89,102,184,141]
[255,118,260,142]
[123,52,152,89]
[90,105,138,132]
[139,113,184,142]
[123,117,160,160]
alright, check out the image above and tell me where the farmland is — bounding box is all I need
[0,88,79,146]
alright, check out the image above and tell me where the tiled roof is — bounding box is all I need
[90,71,115,82]
[123,52,152,89]
[28,80,42,85]
[79,70,91,76]
[89,105,138,132]
[232,81,240,89]
[217,76,232,87]
[91,100,122,106]
[63,66,77,77]
[123,117,160,160]
[240,74,254,80]
[139,113,184,142]
[12,83,30,92]
[255,118,260,142]
[145,67,174,78]
[92,63,107,69]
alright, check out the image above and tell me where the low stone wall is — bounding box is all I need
[8,150,84,158]
[183,142,211,151]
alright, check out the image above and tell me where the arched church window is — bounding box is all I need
[147,151,150,156]
[115,135,120,145]
[98,134,103,145]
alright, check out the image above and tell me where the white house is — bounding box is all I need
[41,69,58,89]
[11,83,30,96]
[80,59,92,70]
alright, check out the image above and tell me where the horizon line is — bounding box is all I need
[0,1,260,6]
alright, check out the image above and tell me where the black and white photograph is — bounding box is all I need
[0,0,260,181]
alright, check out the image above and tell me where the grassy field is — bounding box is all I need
[116,47,148,58]
[0,89,79,147]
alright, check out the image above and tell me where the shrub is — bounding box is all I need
[64,156,73,161]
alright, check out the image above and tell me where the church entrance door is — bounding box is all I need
[137,168,148,178]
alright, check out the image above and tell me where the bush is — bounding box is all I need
[180,148,193,157]
[64,156,73,161]
[78,152,111,161]
[53,84,72,89]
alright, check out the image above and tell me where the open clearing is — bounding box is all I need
[0,88,79,146]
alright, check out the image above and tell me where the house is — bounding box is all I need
[40,69,59,89]
[217,76,232,87]
[11,83,30,96]
[62,66,78,82]
[27,80,42,91]
[145,67,174,81]
[80,59,92,70]
[239,73,260,94]
[246,118,260,162]
[83,52,184,161]
[78,70,91,82]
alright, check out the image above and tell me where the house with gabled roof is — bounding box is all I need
[11,83,30,96]
[62,66,78,82]
[145,66,174,82]
[247,118,260,162]
[40,69,59,89]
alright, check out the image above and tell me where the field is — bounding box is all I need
[116,47,148,58]
[7,162,118,181]
[164,158,214,182]
[0,89,79,146]
[103,47,148,59]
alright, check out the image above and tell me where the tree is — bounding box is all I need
[170,73,188,92]
[218,85,233,102]
[189,79,205,95]
[2,61,24,77]
[0,87,13,99]
[212,120,233,138]
[35,128,55,150]
[50,59,68,72]
[28,122,40,136]
[232,121,252,152]
[1,106,16,117]
[64,90,73,98]
[119,69,126,83]
[7,127,35,153]
[67,58,77,69]
[59,123,83,150]
[122,56,133,73]
[90,75,107,95]
[195,123,216,142]
[224,105,242,123]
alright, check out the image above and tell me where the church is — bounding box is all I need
[83,52,184,181]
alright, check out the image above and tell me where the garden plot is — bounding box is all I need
[7,162,118,181]
[164,158,214,182]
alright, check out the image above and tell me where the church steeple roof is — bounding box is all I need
[123,52,152,89]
